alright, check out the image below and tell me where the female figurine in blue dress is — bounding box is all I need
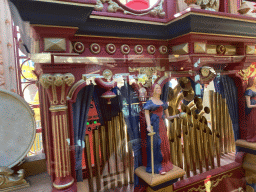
[245,77,256,142]
[143,83,183,174]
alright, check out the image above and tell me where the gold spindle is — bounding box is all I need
[84,135,94,192]
[93,128,102,191]
[188,110,196,176]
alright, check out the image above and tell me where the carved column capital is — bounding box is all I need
[39,73,75,106]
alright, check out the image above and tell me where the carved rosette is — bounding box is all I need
[73,42,85,54]
[147,45,156,55]
[135,45,143,54]
[106,43,116,54]
[90,43,101,54]
[121,44,130,55]
[39,73,75,191]
[159,45,168,54]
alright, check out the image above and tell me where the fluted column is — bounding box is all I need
[39,73,76,192]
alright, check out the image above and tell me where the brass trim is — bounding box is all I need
[52,115,59,178]
[59,115,65,177]
[74,34,167,41]
[53,178,74,189]
[55,115,62,178]
[49,105,68,112]
[34,0,95,7]
[31,24,79,29]
[89,14,166,26]
[176,167,241,192]
[67,79,86,100]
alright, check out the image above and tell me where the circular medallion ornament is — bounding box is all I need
[73,42,85,54]
[103,69,113,80]
[106,43,116,54]
[159,45,168,54]
[121,44,130,55]
[147,45,156,55]
[90,43,101,54]
[134,45,143,54]
[217,45,226,54]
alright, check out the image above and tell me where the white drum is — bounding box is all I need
[0,89,36,168]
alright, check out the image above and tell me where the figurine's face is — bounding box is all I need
[154,84,161,95]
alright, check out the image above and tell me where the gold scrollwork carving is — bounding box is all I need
[238,64,256,81]
[39,74,54,89]
[94,0,165,18]
[184,173,233,192]
[39,73,75,105]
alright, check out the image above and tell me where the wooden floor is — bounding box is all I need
[12,152,236,192]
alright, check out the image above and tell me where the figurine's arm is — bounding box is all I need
[145,110,152,132]
[165,109,181,120]
[245,96,256,108]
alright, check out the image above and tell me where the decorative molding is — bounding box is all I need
[135,45,143,54]
[90,43,101,54]
[246,45,256,55]
[121,44,130,55]
[185,173,233,192]
[147,45,156,55]
[94,0,165,18]
[73,42,85,54]
[106,43,116,54]
[194,42,206,53]
[44,38,66,52]
[67,79,86,100]
[159,45,168,54]
[225,45,236,55]
[172,43,189,55]
[206,45,217,54]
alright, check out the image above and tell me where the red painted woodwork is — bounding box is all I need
[125,0,149,10]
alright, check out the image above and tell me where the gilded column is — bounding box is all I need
[39,73,76,192]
